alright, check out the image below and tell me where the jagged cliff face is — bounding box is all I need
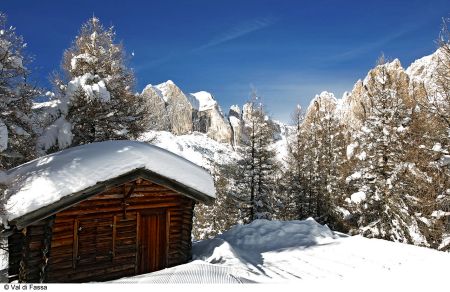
[406,48,443,94]
[301,50,444,130]
[228,105,242,146]
[332,59,413,129]
[139,49,442,148]
[303,91,338,125]
[141,81,232,144]
[141,85,171,131]
[155,81,195,135]
[405,48,450,104]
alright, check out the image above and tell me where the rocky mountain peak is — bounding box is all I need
[142,80,194,135]
[141,80,233,143]
[405,48,446,98]
[190,91,218,112]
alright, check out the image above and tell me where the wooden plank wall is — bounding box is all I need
[167,198,194,267]
[42,179,195,283]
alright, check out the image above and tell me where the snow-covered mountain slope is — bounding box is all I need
[271,120,295,163]
[139,130,240,171]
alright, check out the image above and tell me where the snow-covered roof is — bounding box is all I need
[2,140,215,226]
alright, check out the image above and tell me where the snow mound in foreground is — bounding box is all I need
[192,219,450,283]
[197,218,337,254]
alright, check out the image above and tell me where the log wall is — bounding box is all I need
[10,178,195,283]
[8,216,54,283]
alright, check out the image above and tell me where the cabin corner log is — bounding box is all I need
[7,229,24,282]
[8,177,199,283]
[14,216,55,283]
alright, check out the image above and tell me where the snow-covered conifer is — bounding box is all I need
[235,92,279,222]
[285,95,348,228]
[0,12,39,169]
[193,162,240,239]
[282,106,307,220]
[346,58,424,243]
[39,17,149,152]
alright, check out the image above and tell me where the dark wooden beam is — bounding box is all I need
[122,182,136,219]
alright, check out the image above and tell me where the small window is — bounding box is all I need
[74,217,114,267]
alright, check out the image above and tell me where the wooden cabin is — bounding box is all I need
[2,141,215,283]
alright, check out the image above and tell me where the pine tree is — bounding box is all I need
[40,17,149,152]
[0,12,39,169]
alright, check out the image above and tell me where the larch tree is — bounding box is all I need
[39,17,149,153]
[283,105,308,220]
[287,94,347,228]
[413,18,450,249]
[346,57,424,243]
[236,92,279,223]
[312,96,348,227]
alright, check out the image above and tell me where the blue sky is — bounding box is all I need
[3,0,450,123]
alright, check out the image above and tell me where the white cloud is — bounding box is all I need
[134,17,276,70]
[193,17,276,52]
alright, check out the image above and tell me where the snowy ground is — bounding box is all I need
[118,219,450,286]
